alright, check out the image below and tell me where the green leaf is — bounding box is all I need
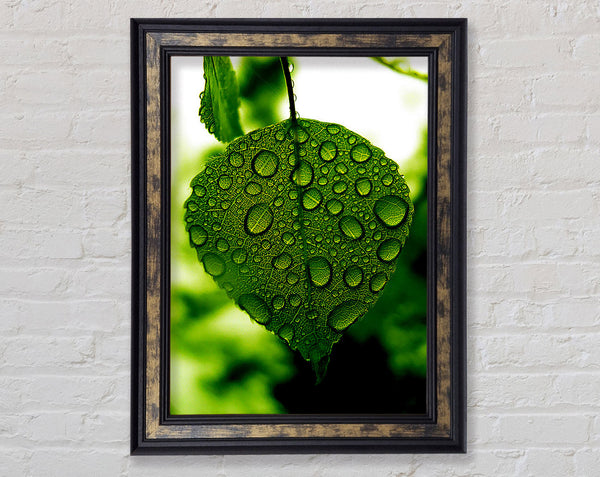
[199,56,244,142]
[184,119,414,382]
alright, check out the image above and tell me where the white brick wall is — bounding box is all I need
[1,0,598,475]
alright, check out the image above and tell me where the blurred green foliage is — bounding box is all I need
[349,127,428,378]
[170,57,427,414]
[237,57,288,130]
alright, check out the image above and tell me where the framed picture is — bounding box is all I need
[131,18,467,454]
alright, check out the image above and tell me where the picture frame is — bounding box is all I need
[131,18,467,454]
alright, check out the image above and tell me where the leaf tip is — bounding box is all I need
[312,355,330,385]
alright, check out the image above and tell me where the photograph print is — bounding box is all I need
[169,55,429,416]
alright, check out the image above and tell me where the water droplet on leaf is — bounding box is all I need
[289,294,301,307]
[282,232,295,245]
[350,143,372,163]
[374,195,409,228]
[252,150,278,177]
[216,238,229,252]
[302,188,323,211]
[369,272,387,292]
[189,225,208,246]
[278,324,294,341]
[307,256,332,287]
[228,152,244,167]
[202,252,226,277]
[291,160,313,187]
[231,248,247,264]
[338,216,364,240]
[335,163,348,174]
[355,178,372,196]
[343,265,364,288]
[245,181,262,195]
[272,295,285,310]
[286,272,299,285]
[238,293,271,324]
[326,199,344,216]
[319,140,337,162]
[244,203,274,236]
[272,252,292,270]
[327,300,368,331]
[218,175,232,190]
[326,124,340,135]
[377,238,402,262]
[333,181,347,194]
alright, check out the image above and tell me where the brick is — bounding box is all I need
[469,75,534,115]
[554,374,600,407]
[470,225,536,259]
[497,415,590,444]
[71,68,130,106]
[68,266,130,299]
[573,34,600,66]
[467,413,500,445]
[496,114,587,144]
[128,454,221,477]
[6,69,78,105]
[575,448,600,475]
[84,189,128,226]
[480,38,572,69]
[0,375,128,412]
[476,333,600,370]
[499,190,596,222]
[30,449,125,476]
[28,149,129,188]
[0,38,70,66]
[587,114,600,144]
[533,73,600,108]
[0,111,74,145]
[10,0,67,31]
[545,300,600,328]
[63,1,119,31]
[26,412,128,444]
[0,336,95,369]
[65,38,129,66]
[0,448,32,476]
[582,228,600,256]
[70,110,129,145]
[0,229,82,260]
[469,374,556,409]
[533,226,583,258]
[93,335,129,371]
[528,147,600,186]
[469,150,536,190]
[82,227,130,258]
[471,262,600,298]
[0,150,35,186]
[484,1,600,36]
[0,188,87,228]
[523,449,576,476]
[1,299,126,334]
[490,299,547,328]
[0,268,69,296]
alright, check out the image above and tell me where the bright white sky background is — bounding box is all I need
[171,56,428,171]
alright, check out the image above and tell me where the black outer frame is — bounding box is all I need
[131,18,467,454]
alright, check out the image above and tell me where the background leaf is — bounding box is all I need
[199,56,244,142]
[237,57,288,130]
[184,118,414,382]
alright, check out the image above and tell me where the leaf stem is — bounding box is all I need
[280,57,297,124]
[372,57,428,82]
